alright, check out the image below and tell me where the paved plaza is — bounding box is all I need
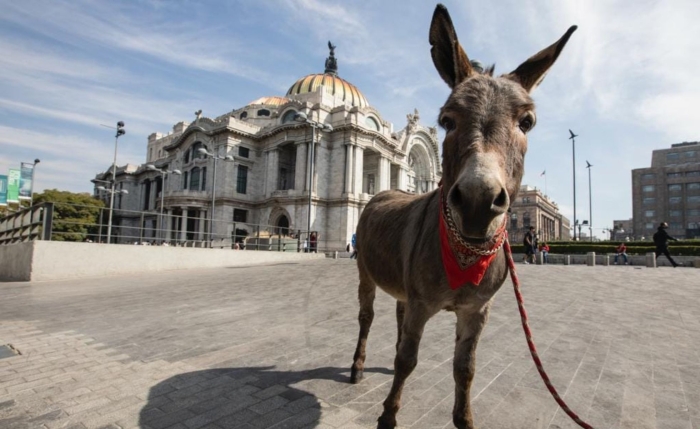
[0,260,699,429]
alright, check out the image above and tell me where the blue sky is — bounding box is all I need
[1,0,698,238]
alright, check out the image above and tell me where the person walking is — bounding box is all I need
[653,222,680,267]
[349,233,358,260]
[614,242,628,265]
[310,232,318,253]
[523,226,536,264]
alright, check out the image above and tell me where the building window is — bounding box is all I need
[189,167,200,191]
[667,153,680,161]
[668,184,682,192]
[641,173,655,180]
[143,181,151,211]
[523,213,531,228]
[689,222,699,229]
[183,171,188,189]
[510,213,518,230]
[688,182,700,190]
[233,209,248,223]
[238,147,250,158]
[644,210,655,217]
[191,142,205,160]
[366,174,375,194]
[522,197,531,203]
[201,167,206,190]
[688,209,700,216]
[669,196,682,204]
[149,148,153,160]
[645,223,654,229]
[184,148,190,164]
[642,185,655,192]
[282,110,297,123]
[257,109,270,117]
[685,151,696,158]
[670,210,682,217]
[643,197,655,204]
[669,222,683,230]
[688,196,700,203]
[237,165,248,194]
[240,111,248,119]
[667,172,683,178]
[365,117,380,131]
[687,171,700,177]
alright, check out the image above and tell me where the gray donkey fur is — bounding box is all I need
[349,4,576,429]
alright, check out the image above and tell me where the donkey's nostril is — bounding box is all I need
[492,188,508,212]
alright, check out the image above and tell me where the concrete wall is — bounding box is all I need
[0,242,34,282]
[1,241,325,282]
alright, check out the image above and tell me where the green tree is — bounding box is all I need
[34,189,105,241]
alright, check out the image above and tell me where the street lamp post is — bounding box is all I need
[106,121,125,243]
[294,112,333,249]
[197,147,235,248]
[586,160,593,242]
[569,129,578,240]
[97,185,129,242]
[27,158,40,206]
[146,164,182,243]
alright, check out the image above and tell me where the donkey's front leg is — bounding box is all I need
[452,303,491,429]
[377,302,437,429]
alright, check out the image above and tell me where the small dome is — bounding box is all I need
[286,73,369,108]
[247,96,291,107]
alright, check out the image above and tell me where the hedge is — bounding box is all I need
[508,242,700,256]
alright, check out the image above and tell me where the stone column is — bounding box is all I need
[180,209,188,242]
[344,144,353,194]
[397,167,408,191]
[266,149,279,195]
[377,156,391,192]
[198,210,206,242]
[295,142,307,192]
[353,146,364,195]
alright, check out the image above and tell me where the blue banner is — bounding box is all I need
[0,174,7,206]
[19,163,33,200]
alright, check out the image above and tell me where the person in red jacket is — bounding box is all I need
[538,242,550,264]
[614,242,628,265]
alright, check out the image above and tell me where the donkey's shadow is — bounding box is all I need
[139,366,392,428]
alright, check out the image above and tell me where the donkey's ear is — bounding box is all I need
[506,25,577,92]
[429,4,473,89]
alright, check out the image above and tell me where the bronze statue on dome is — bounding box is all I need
[325,41,338,75]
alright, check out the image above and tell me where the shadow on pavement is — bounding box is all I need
[139,365,392,429]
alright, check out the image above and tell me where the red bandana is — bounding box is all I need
[439,188,506,290]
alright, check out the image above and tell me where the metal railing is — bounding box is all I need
[1,201,325,253]
[0,203,53,245]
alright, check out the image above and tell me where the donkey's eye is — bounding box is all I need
[518,115,535,133]
[440,116,456,132]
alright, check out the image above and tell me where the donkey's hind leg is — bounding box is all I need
[395,301,405,352]
[350,271,376,384]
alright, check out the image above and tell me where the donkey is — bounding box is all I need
[350,5,576,429]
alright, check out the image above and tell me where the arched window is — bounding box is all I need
[201,167,207,191]
[523,212,531,228]
[191,142,205,160]
[257,109,270,117]
[282,110,297,123]
[510,213,518,230]
[365,116,380,131]
[189,167,200,191]
[184,148,190,164]
[240,111,248,119]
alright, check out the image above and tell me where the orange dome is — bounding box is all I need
[247,96,292,107]
[286,73,369,108]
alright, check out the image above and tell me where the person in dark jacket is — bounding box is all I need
[653,222,680,267]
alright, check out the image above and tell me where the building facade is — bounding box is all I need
[93,45,442,250]
[631,141,700,240]
[506,185,570,244]
[611,218,634,241]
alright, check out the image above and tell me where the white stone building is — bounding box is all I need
[93,45,442,250]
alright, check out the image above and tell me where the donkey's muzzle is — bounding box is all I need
[447,179,509,240]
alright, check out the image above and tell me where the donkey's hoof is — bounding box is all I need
[350,368,363,384]
[377,414,396,429]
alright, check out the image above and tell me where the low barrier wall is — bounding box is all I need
[0,241,326,282]
[513,253,700,267]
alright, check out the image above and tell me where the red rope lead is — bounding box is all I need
[503,235,594,429]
